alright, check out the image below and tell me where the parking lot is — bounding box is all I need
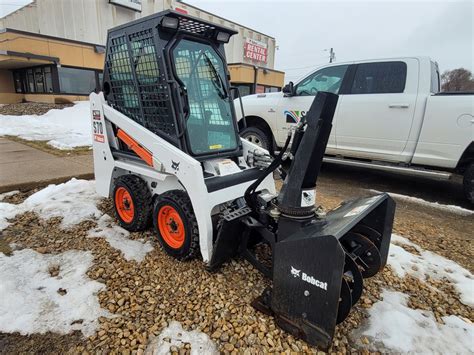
[1,161,472,354]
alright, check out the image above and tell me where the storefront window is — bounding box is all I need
[44,67,53,93]
[58,67,97,94]
[265,86,279,93]
[34,67,45,92]
[27,69,35,92]
[13,72,23,93]
[13,66,101,95]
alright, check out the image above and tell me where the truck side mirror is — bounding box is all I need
[282,81,295,96]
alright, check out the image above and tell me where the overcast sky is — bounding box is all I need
[186,0,473,81]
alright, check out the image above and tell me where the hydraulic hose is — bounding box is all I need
[244,132,292,210]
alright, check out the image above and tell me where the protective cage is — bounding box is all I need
[102,10,241,160]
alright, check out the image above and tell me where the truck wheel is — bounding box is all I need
[241,126,271,150]
[113,175,152,231]
[153,190,199,261]
[463,163,474,204]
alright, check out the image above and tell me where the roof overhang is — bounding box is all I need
[0,50,58,69]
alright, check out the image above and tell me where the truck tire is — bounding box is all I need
[463,163,474,204]
[240,126,271,150]
[113,175,152,231]
[153,190,199,261]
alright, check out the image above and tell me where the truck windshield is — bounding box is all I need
[172,39,237,156]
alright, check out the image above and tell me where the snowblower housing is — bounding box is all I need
[102,10,240,160]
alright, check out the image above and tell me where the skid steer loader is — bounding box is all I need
[90,10,395,349]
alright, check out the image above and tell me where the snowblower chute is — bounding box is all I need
[91,10,395,350]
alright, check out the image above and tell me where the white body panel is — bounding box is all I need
[90,93,275,263]
[236,56,474,171]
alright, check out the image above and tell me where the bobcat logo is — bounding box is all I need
[171,160,180,171]
[290,266,301,278]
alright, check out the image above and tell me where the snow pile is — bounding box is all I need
[389,234,474,306]
[0,249,108,336]
[88,214,153,262]
[370,189,473,216]
[358,289,474,354]
[0,101,91,149]
[145,321,217,355]
[0,179,101,230]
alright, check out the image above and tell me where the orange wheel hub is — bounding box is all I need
[115,187,135,223]
[158,205,185,249]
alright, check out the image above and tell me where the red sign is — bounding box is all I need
[244,38,268,64]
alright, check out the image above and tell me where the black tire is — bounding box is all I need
[240,126,271,150]
[112,175,152,232]
[463,163,474,204]
[153,190,199,261]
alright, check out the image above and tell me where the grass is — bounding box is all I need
[5,136,91,157]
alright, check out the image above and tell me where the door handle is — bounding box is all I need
[389,103,409,108]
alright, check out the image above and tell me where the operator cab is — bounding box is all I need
[102,11,242,162]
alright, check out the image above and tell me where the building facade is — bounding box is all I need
[0,0,284,104]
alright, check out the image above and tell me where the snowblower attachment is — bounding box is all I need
[209,92,395,350]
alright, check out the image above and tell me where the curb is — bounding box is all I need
[0,173,95,193]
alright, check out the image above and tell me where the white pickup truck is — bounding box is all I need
[235,57,474,203]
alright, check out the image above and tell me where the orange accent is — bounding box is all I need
[117,129,154,167]
[115,187,135,223]
[158,205,185,249]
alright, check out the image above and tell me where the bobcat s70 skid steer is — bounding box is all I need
[90,10,395,349]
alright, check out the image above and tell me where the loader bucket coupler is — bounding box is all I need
[256,193,395,350]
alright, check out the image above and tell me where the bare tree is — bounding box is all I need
[441,68,474,92]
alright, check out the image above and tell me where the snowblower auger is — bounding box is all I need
[91,10,395,350]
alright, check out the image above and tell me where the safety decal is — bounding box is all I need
[92,110,105,143]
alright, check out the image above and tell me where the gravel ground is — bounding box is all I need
[0,103,73,116]
[0,169,472,354]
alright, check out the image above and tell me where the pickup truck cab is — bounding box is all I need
[235,57,474,203]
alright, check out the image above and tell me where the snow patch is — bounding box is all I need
[0,101,91,150]
[0,180,153,262]
[145,321,217,355]
[357,289,474,354]
[0,179,101,230]
[88,214,153,262]
[0,202,21,230]
[370,189,473,216]
[0,190,20,201]
[389,234,474,307]
[0,249,108,336]
[23,178,102,228]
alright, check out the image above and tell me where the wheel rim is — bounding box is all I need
[158,205,185,249]
[244,134,263,147]
[115,187,134,223]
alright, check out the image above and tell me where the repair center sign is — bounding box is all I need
[244,38,268,64]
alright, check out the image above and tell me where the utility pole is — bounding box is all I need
[329,48,335,63]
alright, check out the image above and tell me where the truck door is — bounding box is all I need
[335,59,418,161]
[275,65,349,152]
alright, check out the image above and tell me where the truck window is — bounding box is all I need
[430,61,440,93]
[350,61,407,94]
[295,65,348,96]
